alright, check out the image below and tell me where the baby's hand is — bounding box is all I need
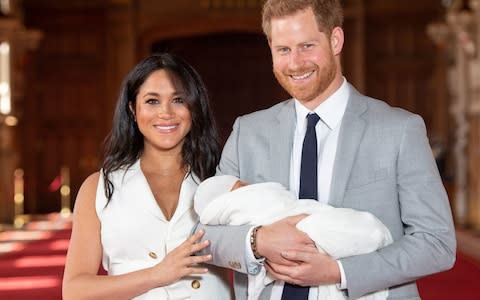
[231,180,249,191]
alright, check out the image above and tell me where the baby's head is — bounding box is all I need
[194,175,249,214]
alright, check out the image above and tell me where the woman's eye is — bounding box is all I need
[145,98,158,104]
[172,97,184,104]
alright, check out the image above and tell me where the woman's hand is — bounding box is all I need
[150,229,212,287]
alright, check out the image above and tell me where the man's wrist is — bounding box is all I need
[336,260,347,290]
[250,225,263,259]
[244,226,264,275]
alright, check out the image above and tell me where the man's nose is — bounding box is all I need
[289,50,305,70]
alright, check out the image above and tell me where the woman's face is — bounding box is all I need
[131,69,192,155]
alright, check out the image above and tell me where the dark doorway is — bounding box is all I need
[152,32,289,143]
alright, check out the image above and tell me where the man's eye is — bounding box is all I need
[303,44,313,49]
[278,47,290,54]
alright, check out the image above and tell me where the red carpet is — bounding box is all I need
[417,251,480,299]
[0,214,71,300]
[1,215,480,299]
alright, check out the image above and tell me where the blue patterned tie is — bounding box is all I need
[281,113,320,300]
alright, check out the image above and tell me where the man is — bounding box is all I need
[197,0,456,299]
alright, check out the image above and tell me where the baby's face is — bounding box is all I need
[231,180,248,191]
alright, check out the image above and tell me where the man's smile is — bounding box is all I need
[290,70,315,81]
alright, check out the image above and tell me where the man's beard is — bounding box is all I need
[274,56,336,103]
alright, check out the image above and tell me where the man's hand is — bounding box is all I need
[256,214,314,266]
[265,249,341,286]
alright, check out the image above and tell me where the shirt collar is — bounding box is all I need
[294,77,349,130]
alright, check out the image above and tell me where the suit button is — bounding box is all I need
[228,261,241,269]
[148,252,157,259]
[191,279,200,289]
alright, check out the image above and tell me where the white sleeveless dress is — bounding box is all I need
[95,160,233,299]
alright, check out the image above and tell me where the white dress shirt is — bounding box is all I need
[246,78,349,300]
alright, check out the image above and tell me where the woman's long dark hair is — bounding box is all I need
[101,53,220,202]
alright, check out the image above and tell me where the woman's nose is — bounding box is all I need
[157,102,174,117]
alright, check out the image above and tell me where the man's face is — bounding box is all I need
[269,8,341,109]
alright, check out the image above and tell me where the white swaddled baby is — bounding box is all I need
[194,175,393,300]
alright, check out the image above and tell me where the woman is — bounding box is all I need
[62,53,232,299]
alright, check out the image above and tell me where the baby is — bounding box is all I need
[194,175,392,300]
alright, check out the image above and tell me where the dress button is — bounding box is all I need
[148,252,157,259]
[191,279,200,289]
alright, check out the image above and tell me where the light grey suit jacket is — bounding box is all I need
[198,84,456,299]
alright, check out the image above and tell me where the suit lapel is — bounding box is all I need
[329,86,367,207]
[269,100,296,189]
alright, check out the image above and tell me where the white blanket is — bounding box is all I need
[194,176,393,300]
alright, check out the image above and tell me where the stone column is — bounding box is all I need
[427,0,480,229]
[447,11,471,226]
[466,0,480,230]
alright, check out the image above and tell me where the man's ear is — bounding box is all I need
[330,27,344,55]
